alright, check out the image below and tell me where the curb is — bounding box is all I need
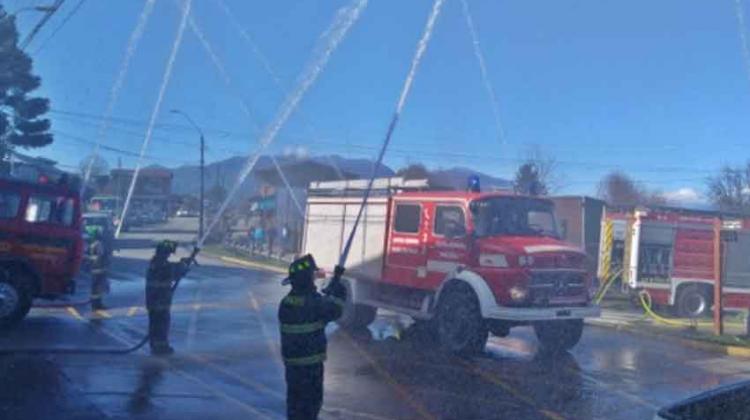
[214,255,287,274]
[587,318,750,360]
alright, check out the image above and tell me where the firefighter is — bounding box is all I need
[278,255,346,420]
[86,228,109,310]
[146,240,189,356]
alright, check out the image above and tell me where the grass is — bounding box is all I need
[201,244,289,270]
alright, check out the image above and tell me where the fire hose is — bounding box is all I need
[637,290,711,328]
[0,246,200,355]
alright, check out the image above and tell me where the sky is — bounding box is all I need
[6,0,750,201]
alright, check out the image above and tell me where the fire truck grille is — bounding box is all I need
[528,271,586,301]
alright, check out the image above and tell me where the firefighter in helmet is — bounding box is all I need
[146,240,189,355]
[86,227,109,310]
[278,255,346,420]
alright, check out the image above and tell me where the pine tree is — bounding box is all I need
[0,7,53,175]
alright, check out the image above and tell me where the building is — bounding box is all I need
[252,159,353,253]
[99,167,173,214]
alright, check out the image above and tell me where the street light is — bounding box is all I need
[170,109,205,240]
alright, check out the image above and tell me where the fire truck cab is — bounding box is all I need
[0,178,83,327]
[303,178,600,354]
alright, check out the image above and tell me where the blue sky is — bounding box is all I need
[8,0,750,200]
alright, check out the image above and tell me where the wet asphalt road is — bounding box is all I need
[1,229,750,419]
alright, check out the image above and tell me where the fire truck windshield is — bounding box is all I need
[472,197,559,238]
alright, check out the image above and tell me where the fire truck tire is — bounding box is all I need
[339,303,377,330]
[337,280,377,330]
[0,271,32,328]
[534,319,583,352]
[676,285,711,318]
[436,284,488,355]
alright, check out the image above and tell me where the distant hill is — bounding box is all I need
[170,154,394,199]
[168,154,512,199]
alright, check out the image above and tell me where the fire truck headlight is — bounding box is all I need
[509,286,528,302]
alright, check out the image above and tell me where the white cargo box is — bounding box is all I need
[302,177,427,281]
[302,196,389,281]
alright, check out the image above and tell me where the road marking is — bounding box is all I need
[186,282,203,351]
[127,306,138,317]
[94,310,112,319]
[342,333,436,420]
[218,256,287,274]
[458,359,566,420]
[247,291,284,367]
[97,321,281,419]
[250,295,260,311]
[66,307,84,321]
[171,368,280,420]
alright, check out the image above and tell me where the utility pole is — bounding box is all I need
[170,109,205,239]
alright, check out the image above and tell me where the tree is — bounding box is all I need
[597,171,665,207]
[513,163,547,196]
[396,163,430,180]
[0,8,53,175]
[512,147,558,196]
[706,163,750,214]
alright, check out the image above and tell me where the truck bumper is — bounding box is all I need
[485,304,601,322]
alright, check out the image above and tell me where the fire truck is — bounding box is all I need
[0,177,83,327]
[303,178,600,354]
[598,206,750,317]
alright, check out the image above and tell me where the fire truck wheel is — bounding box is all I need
[676,285,711,318]
[339,303,377,330]
[534,319,583,352]
[0,272,32,328]
[436,284,488,355]
[337,280,377,330]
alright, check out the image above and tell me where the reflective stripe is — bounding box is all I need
[280,321,325,334]
[282,296,305,306]
[330,296,345,307]
[284,352,326,366]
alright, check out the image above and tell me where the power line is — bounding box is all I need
[52,130,196,164]
[19,0,65,50]
[30,0,86,55]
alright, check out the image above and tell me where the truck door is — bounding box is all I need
[384,201,426,287]
[423,203,470,290]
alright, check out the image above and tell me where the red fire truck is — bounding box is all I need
[598,206,750,318]
[303,178,600,354]
[0,177,83,327]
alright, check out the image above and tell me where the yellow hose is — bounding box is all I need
[593,268,623,304]
[637,290,712,327]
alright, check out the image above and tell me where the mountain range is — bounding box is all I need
[165,154,511,198]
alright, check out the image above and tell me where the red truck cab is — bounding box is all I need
[303,178,600,354]
[0,177,83,326]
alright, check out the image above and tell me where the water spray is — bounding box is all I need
[214,0,346,180]
[182,6,306,219]
[116,0,193,238]
[735,0,750,89]
[460,0,505,147]
[198,0,369,248]
[80,0,156,195]
[339,0,444,268]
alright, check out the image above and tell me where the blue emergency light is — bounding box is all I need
[467,175,481,193]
